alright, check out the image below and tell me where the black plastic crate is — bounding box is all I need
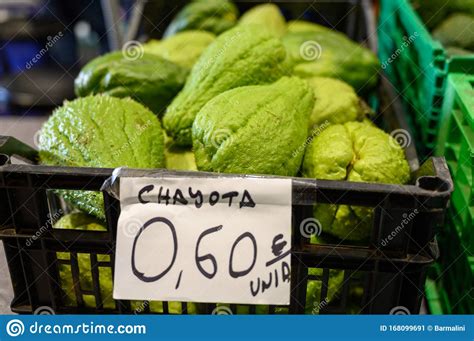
[0,75,453,314]
[0,0,453,315]
[145,0,377,50]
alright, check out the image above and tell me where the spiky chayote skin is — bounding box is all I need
[163,25,290,147]
[302,121,411,241]
[192,76,314,176]
[38,95,165,219]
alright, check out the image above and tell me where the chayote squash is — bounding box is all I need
[412,0,450,30]
[239,3,287,37]
[305,267,344,314]
[163,25,289,146]
[55,212,198,314]
[143,30,216,69]
[282,30,380,92]
[164,135,197,171]
[287,20,332,33]
[449,0,474,14]
[74,51,188,117]
[413,0,474,29]
[163,0,238,38]
[432,13,474,50]
[306,77,370,129]
[302,121,410,241]
[38,95,165,219]
[55,212,114,309]
[192,76,314,176]
[446,46,473,56]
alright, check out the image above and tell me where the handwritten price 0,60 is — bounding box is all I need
[130,217,259,288]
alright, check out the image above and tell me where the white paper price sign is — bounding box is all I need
[113,176,292,305]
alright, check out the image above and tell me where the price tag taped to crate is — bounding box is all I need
[113,176,292,305]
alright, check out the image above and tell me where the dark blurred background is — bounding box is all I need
[0,0,371,119]
[0,0,134,117]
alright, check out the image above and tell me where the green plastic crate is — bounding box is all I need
[378,0,474,152]
[426,209,474,315]
[425,265,451,314]
[436,73,474,249]
[427,73,473,314]
[441,210,474,314]
[428,72,473,315]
